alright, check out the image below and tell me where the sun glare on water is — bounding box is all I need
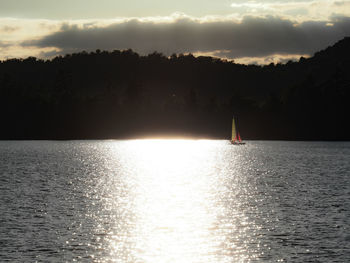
[103,139,249,263]
[124,140,220,262]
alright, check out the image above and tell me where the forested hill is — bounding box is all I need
[1,37,349,140]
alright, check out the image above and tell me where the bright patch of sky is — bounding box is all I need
[0,0,349,20]
[0,0,233,19]
[230,0,350,21]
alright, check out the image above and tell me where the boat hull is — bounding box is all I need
[230,141,246,145]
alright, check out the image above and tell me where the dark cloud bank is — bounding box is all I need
[24,16,350,59]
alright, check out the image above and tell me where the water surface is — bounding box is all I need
[0,140,349,262]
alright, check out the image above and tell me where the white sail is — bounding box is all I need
[231,117,237,141]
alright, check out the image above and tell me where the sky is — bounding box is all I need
[1,0,350,64]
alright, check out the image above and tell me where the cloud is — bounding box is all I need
[37,48,62,58]
[234,53,310,65]
[0,25,19,33]
[22,16,350,60]
[230,0,350,21]
[1,9,350,63]
[333,0,350,6]
[0,41,11,48]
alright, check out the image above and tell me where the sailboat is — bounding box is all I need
[231,116,245,145]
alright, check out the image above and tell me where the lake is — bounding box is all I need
[0,140,349,262]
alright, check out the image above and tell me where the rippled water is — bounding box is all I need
[0,140,349,262]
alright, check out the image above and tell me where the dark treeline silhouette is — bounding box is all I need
[1,38,350,140]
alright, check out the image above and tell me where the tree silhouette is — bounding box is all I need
[0,37,350,140]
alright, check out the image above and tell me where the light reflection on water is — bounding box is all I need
[0,140,350,262]
[114,140,242,263]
